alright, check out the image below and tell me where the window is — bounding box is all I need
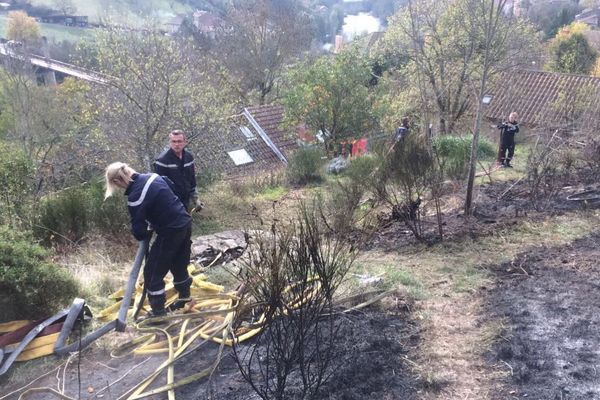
[227,149,254,166]
[239,126,255,140]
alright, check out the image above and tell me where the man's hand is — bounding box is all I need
[191,198,204,213]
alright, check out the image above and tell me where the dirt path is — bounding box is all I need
[417,292,506,399]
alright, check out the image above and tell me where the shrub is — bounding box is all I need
[373,133,444,241]
[0,143,33,227]
[233,203,355,400]
[343,154,380,183]
[526,132,565,208]
[196,168,221,192]
[324,155,381,235]
[286,146,325,185]
[0,227,78,321]
[86,179,130,236]
[34,179,129,244]
[433,135,496,180]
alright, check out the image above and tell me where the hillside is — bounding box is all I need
[29,0,193,26]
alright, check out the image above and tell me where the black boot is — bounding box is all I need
[148,293,167,317]
[504,160,513,168]
[169,283,192,312]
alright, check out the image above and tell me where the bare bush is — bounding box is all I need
[526,131,567,208]
[582,137,600,178]
[231,203,355,400]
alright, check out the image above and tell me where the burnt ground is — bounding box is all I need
[179,307,422,399]
[0,307,422,400]
[485,231,600,400]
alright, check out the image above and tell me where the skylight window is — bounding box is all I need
[482,95,493,105]
[239,126,255,140]
[228,149,254,166]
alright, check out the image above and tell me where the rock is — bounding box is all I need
[191,230,248,266]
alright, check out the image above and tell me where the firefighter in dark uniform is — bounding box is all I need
[496,112,519,168]
[104,162,193,317]
[153,130,200,212]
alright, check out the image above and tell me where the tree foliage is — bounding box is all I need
[284,48,377,152]
[52,0,76,16]
[213,0,312,104]
[0,69,103,194]
[375,0,540,134]
[526,0,581,39]
[80,26,235,169]
[547,23,597,74]
[6,10,41,44]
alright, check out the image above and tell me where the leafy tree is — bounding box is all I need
[0,65,103,194]
[283,48,378,153]
[580,0,600,8]
[80,26,235,170]
[6,10,41,44]
[547,24,597,74]
[213,0,313,104]
[376,0,539,135]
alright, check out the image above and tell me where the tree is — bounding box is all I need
[52,0,76,16]
[80,26,235,170]
[213,0,313,104]
[547,23,597,74]
[0,67,104,193]
[6,11,41,44]
[375,0,539,135]
[283,48,378,153]
[463,0,536,214]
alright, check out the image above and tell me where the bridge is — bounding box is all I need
[0,43,109,85]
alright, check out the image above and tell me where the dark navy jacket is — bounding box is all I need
[125,173,191,241]
[152,148,197,208]
[497,121,519,143]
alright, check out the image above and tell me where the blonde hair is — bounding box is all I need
[509,112,518,122]
[104,162,136,199]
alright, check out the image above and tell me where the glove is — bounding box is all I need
[190,196,204,213]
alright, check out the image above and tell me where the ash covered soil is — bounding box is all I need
[177,308,421,400]
[485,230,600,400]
[0,307,422,400]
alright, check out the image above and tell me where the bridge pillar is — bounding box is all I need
[41,37,57,85]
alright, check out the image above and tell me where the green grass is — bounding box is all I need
[257,185,289,201]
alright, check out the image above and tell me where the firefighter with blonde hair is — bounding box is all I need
[496,112,520,168]
[105,162,193,317]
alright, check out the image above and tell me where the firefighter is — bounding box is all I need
[104,162,192,317]
[153,130,202,212]
[496,112,520,168]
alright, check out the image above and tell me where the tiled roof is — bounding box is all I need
[245,104,297,154]
[194,104,297,177]
[483,69,600,131]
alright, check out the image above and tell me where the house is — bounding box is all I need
[195,104,297,176]
[482,69,600,132]
[576,8,600,28]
